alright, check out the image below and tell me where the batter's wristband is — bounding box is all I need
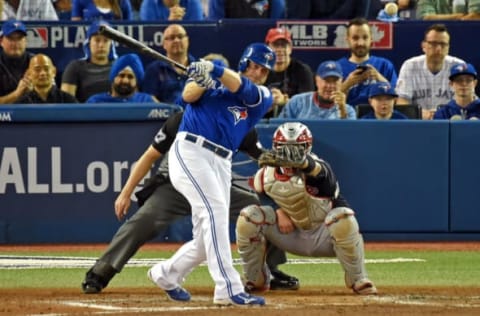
[210,64,225,79]
[302,155,316,174]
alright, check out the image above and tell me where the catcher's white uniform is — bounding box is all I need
[396,54,464,110]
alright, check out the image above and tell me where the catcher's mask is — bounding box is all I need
[272,122,313,155]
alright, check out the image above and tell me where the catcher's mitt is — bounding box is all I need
[258,145,307,168]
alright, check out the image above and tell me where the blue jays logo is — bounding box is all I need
[228,106,248,125]
[325,62,336,70]
[455,64,467,72]
[379,83,391,92]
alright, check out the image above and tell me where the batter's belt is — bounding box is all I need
[184,133,232,159]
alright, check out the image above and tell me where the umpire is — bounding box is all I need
[82,112,299,293]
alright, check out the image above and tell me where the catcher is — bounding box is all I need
[236,122,377,295]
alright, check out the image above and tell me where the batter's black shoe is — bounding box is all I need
[269,269,300,291]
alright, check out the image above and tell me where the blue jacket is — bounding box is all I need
[433,99,480,120]
[86,92,156,103]
[208,0,285,19]
[360,110,408,120]
[140,0,204,21]
[143,54,197,104]
[72,0,133,20]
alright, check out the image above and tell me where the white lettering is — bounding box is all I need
[0,112,12,121]
[50,26,63,48]
[153,31,163,46]
[148,108,171,119]
[0,148,26,194]
[73,27,86,48]
[312,25,328,39]
[86,161,109,193]
[51,147,73,193]
[113,161,129,192]
[27,147,49,193]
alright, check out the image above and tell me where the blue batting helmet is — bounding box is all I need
[238,43,276,72]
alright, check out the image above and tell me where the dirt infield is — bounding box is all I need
[1,242,480,316]
[2,286,480,316]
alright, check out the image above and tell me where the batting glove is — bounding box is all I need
[196,75,216,89]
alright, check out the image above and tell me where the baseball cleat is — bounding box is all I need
[352,278,378,295]
[269,269,300,290]
[214,292,266,306]
[165,287,192,302]
[81,271,105,294]
[81,280,102,294]
[147,268,191,301]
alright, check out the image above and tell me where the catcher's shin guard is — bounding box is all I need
[325,207,371,291]
[236,205,276,291]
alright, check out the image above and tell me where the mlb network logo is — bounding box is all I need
[26,28,48,48]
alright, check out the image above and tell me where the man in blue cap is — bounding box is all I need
[278,60,356,119]
[87,53,158,103]
[61,20,118,102]
[0,20,34,104]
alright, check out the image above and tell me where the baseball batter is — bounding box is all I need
[236,122,377,295]
[148,43,276,305]
[81,111,298,294]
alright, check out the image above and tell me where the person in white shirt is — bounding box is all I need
[395,23,464,120]
[278,60,356,120]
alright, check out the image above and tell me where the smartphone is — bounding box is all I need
[356,65,369,73]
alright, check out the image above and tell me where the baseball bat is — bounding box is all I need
[98,25,187,71]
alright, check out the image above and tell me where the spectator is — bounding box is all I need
[202,52,229,68]
[140,0,204,21]
[337,17,398,107]
[61,20,118,102]
[53,0,73,20]
[433,63,480,120]
[71,0,133,20]
[417,0,480,20]
[15,54,78,104]
[395,24,464,120]
[285,0,371,19]
[143,24,195,104]
[87,53,158,103]
[2,0,59,19]
[278,60,356,119]
[416,0,463,20]
[0,20,33,104]
[207,0,285,20]
[264,27,315,118]
[360,82,408,119]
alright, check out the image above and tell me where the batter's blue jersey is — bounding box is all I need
[337,55,398,106]
[179,77,272,151]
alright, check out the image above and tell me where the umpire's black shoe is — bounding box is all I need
[82,270,106,294]
[269,269,300,291]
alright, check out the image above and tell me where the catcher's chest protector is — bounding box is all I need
[261,167,332,230]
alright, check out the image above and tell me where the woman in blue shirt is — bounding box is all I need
[71,0,133,20]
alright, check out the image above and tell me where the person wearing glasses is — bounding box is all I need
[143,24,196,104]
[395,23,464,119]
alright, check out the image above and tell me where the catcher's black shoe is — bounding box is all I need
[269,269,300,291]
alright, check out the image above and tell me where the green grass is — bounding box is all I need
[1,249,479,289]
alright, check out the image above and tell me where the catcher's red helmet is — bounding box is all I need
[272,122,313,153]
